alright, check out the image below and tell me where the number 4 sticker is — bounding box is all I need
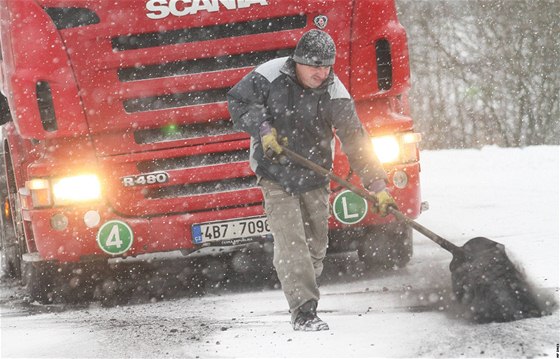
[97,220,134,255]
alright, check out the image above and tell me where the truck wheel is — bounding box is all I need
[1,148,26,279]
[358,223,413,270]
[0,195,23,279]
[21,260,56,303]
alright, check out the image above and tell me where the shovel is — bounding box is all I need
[280,146,546,323]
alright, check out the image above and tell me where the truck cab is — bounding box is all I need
[0,0,422,302]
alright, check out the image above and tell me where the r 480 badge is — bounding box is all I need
[121,172,169,187]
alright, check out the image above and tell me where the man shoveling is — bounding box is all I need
[227,30,395,331]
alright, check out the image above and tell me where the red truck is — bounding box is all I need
[0,0,423,302]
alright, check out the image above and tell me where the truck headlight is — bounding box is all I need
[26,174,102,207]
[52,175,102,205]
[371,132,422,164]
[371,136,400,163]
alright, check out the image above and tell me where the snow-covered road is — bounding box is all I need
[1,146,559,358]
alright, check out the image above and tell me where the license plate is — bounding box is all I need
[192,216,271,245]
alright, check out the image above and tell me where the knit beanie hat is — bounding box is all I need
[292,29,336,66]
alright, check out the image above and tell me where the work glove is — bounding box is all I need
[261,128,282,157]
[260,122,288,165]
[368,182,397,216]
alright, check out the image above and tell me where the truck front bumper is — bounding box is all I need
[26,204,266,262]
[26,163,422,263]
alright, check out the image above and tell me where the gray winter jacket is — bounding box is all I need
[227,57,387,194]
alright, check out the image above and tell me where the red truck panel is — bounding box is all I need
[1,0,421,263]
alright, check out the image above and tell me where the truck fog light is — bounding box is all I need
[84,210,101,228]
[392,170,408,189]
[51,213,68,231]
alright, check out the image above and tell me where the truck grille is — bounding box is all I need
[124,88,229,113]
[112,15,306,51]
[137,149,250,172]
[136,147,256,209]
[115,15,304,114]
[118,48,293,82]
[110,15,303,212]
[146,177,256,199]
[64,5,317,215]
[133,119,239,144]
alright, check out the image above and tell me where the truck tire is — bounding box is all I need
[0,216,22,279]
[358,223,413,270]
[0,174,23,279]
[21,259,56,303]
[1,150,55,303]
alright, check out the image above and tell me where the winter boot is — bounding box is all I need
[292,300,329,331]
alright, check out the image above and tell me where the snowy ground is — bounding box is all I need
[1,145,559,358]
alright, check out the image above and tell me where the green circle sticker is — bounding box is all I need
[333,190,368,225]
[96,220,134,255]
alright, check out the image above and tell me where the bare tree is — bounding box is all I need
[397,0,559,149]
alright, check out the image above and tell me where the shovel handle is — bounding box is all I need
[388,208,461,254]
[280,146,462,255]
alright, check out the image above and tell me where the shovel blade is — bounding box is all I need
[449,237,544,323]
